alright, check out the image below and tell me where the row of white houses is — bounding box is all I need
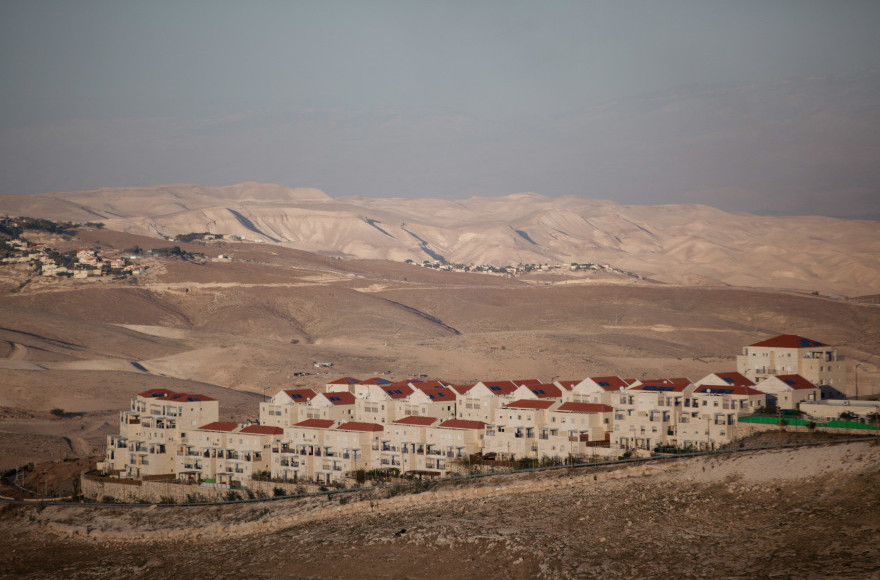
[100,335,852,487]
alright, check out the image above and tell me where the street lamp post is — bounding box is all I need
[855,363,862,400]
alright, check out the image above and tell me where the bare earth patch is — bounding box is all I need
[1,441,878,578]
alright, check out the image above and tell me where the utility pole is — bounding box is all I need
[855,363,862,400]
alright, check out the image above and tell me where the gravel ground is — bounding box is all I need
[2,440,879,579]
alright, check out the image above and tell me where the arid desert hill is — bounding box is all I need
[3,439,879,578]
[1,182,879,296]
[2,225,880,488]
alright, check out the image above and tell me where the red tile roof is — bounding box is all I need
[450,384,476,395]
[415,386,457,401]
[387,380,416,389]
[555,380,579,391]
[749,335,828,348]
[361,377,393,385]
[504,399,555,410]
[198,422,239,431]
[138,389,216,402]
[631,378,692,392]
[709,372,755,387]
[294,419,335,429]
[166,393,216,403]
[438,419,487,430]
[138,388,177,398]
[337,421,384,432]
[327,377,360,385]
[556,402,614,413]
[284,388,317,403]
[319,392,356,405]
[530,384,563,398]
[240,425,284,435]
[693,385,764,396]
[588,376,631,391]
[382,385,414,399]
[414,380,449,389]
[393,416,441,426]
[773,374,818,390]
[479,381,519,395]
[513,379,542,388]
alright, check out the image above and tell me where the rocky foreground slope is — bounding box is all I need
[1,182,879,295]
[2,438,878,578]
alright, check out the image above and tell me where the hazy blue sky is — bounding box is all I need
[2,1,879,217]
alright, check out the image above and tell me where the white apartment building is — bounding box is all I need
[736,334,846,390]
[380,417,485,476]
[754,374,820,410]
[100,389,219,479]
[569,376,634,405]
[177,422,282,486]
[354,383,458,424]
[612,374,766,452]
[484,400,614,460]
[455,381,522,422]
[259,388,318,427]
[272,420,382,484]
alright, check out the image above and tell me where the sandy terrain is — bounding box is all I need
[1,182,879,296]
[0,221,879,577]
[1,439,878,578]
[2,228,879,476]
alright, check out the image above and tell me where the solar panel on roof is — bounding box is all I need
[642,385,674,392]
[799,338,822,347]
[598,381,610,387]
[706,388,734,394]
[783,379,796,386]
[490,386,501,391]
[291,394,302,399]
[534,389,545,395]
[329,396,341,401]
[722,377,734,383]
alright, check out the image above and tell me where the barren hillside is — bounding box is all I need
[2,228,880,475]
[1,182,878,295]
[2,440,878,578]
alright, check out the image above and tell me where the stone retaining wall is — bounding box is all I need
[80,473,322,504]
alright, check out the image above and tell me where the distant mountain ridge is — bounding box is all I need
[1,182,879,296]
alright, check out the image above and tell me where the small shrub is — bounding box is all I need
[225,490,241,502]
[159,496,176,504]
[101,495,116,504]
[273,487,286,497]
[50,408,65,418]
[245,488,255,500]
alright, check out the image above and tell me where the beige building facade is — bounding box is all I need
[737,334,846,390]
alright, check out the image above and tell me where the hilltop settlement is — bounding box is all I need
[92,334,878,500]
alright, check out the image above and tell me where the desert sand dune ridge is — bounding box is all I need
[2,182,878,295]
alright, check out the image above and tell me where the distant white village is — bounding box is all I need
[97,334,878,497]
[407,258,642,279]
[0,216,640,282]
[0,218,146,279]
